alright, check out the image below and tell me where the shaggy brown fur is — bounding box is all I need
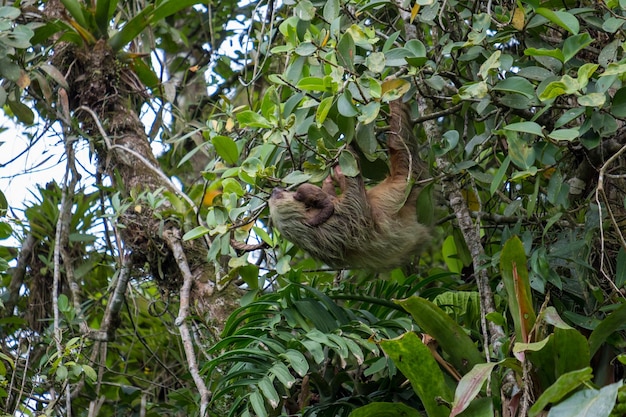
[269,100,431,270]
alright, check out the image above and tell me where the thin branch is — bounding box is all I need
[163,228,211,416]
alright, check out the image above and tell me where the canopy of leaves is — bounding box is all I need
[1,0,626,416]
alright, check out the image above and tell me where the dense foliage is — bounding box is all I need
[1,0,626,416]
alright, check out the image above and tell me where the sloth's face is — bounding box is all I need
[268,188,307,221]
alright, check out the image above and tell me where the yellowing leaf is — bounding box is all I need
[410,3,420,23]
[512,7,525,31]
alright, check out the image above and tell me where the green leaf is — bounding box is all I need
[212,135,239,165]
[182,225,210,240]
[588,303,626,357]
[577,93,605,108]
[108,0,200,51]
[500,236,536,346]
[249,390,268,417]
[562,33,593,63]
[539,75,579,101]
[357,101,380,124]
[337,32,355,71]
[60,0,88,29]
[280,349,308,377]
[380,332,453,417]
[547,128,579,142]
[236,110,272,128]
[8,100,34,125]
[323,0,340,21]
[493,76,536,99]
[529,368,593,417]
[348,402,421,417]
[295,0,315,21]
[337,92,358,117]
[58,294,70,312]
[95,0,117,37]
[258,377,279,409]
[338,151,359,177]
[545,381,622,417]
[316,96,333,125]
[491,155,510,195]
[611,87,626,118]
[297,76,326,91]
[396,297,484,374]
[295,41,317,56]
[504,121,543,136]
[524,47,564,63]
[536,8,579,34]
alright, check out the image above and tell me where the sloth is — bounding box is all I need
[268,100,431,270]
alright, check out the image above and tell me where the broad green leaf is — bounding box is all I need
[295,41,317,56]
[297,76,326,91]
[337,92,358,117]
[357,101,380,124]
[493,76,536,99]
[442,235,463,273]
[577,93,605,108]
[524,47,565,63]
[236,110,272,128]
[479,50,501,79]
[546,381,621,417]
[212,136,239,165]
[500,236,535,347]
[338,151,359,177]
[588,302,626,357]
[349,402,421,417]
[258,377,279,408]
[603,17,624,33]
[396,297,484,374]
[527,327,590,389]
[249,390,268,417]
[529,368,593,417]
[282,171,311,184]
[504,121,543,136]
[611,87,626,118]
[365,51,385,73]
[337,32,355,71]
[562,33,593,63]
[458,81,488,99]
[450,362,498,417]
[547,128,579,142]
[295,0,315,20]
[539,75,579,101]
[0,6,20,19]
[323,0,340,21]
[380,332,453,417]
[577,63,599,89]
[182,225,210,240]
[555,107,585,128]
[8,100,34,125]
[280,349,308,377]
[315,96,333,125]
[536,8,579,34]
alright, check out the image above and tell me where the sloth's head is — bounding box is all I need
[269,185,334,228]
[269,188,304,219]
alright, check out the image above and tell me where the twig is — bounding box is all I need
[595,142,626,296]
[163,228,211,416]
